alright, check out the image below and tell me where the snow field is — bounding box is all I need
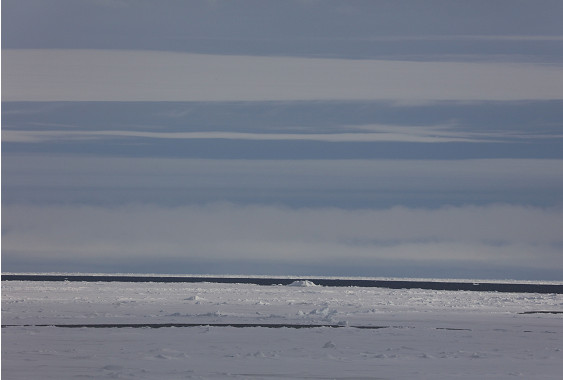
[2,280,563,379]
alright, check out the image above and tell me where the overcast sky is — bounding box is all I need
[2,0,563,279]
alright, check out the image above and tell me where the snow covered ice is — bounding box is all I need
[2,279,563,379]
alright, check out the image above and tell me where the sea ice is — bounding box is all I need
[2,279,562,379]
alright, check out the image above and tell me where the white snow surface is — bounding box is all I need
[2,280,563,379]
[288,280,318,287]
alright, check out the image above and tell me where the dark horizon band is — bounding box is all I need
[2,274,562,294]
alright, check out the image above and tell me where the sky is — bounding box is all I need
[2,0,563,280]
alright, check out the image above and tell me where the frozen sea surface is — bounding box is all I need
[2,280,563,379]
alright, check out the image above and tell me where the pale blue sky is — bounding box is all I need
[2,1,563,279]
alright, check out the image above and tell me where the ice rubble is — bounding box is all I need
[2,280,562,379]
[287,279,317,287]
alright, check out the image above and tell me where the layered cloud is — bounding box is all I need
[3,1,563,279]
[4,156,563,208]
[0,126,494,144]
[4,50,563,102]
[4,0,563,62]
[3,203,562,276]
